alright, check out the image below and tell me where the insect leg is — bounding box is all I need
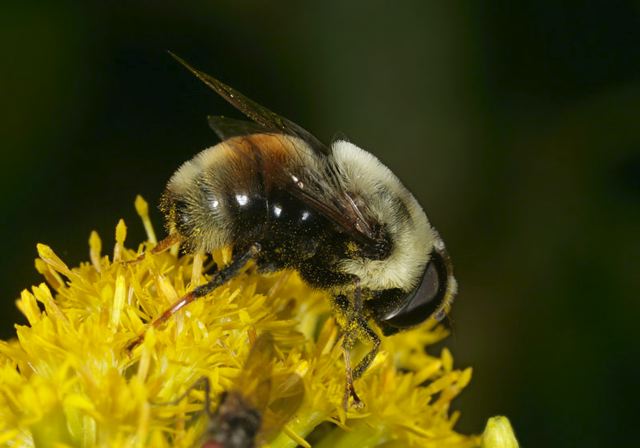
[352,316,381,380]
[348,280,381,380]
[127,244,261,351]
[338,282,366,408]
[336,282,383,408]
[151,376,213,414]
[201,376,214,418]
[341,325,361,409]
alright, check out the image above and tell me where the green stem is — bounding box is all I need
[269,407,329,448]
[314,420,387,448]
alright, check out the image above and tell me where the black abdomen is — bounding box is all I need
[229,186,353,288]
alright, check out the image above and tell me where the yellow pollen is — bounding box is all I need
[0,196,515,447]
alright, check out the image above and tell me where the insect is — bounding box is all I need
[129,53,457,406]
[166,333,304,448]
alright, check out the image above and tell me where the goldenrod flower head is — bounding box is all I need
[0,196,515,447]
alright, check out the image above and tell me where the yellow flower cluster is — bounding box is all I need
[0,197,517,447]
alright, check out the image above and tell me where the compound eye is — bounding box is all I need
[380,249,451,329]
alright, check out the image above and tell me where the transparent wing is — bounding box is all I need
[217,333,304,445]
[220,133,381,248]
[234,332,276,412]
[170,52,330,156]
[207,116,271,142]
[171,53,382,249]
[259,371,304,444]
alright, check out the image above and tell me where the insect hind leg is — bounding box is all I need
[127,243,261,351]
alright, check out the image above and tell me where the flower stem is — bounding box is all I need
[268,408,328,448]
[314,421,386,448]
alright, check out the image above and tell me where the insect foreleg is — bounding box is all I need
[352,317,381,380]
[335,282,382,409]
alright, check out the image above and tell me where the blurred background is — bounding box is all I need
[1,1,638,446]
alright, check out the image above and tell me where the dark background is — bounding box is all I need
[1,2,639,447]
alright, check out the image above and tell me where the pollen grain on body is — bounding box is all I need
[0,197,512,447]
